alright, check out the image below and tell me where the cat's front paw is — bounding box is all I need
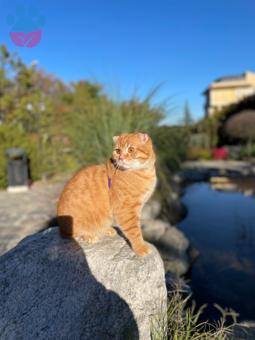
[75,235,99,243]
[106,227,117,237]
[133,243,151,256]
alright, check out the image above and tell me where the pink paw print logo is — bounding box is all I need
[6,5,45,48]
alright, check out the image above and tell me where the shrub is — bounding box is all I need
[152,126,188,173]
[226,145,242,160]
[64,90,164,167]
[212,147,228,160]
[224,110,255,142]
[198,117,219,149]
[217,94,255,145]
[189,133,210,148]
[239,142,255,160]
[187,147,212,160]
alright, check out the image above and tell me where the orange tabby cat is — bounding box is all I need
[57,132,156,256]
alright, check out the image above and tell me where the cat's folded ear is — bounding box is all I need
[138,133,150,144]
[113,135,119,143]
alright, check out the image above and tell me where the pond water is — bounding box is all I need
[178,182,255,322]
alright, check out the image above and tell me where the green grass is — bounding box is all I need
[151,284,238,340]
[65,87,164,167]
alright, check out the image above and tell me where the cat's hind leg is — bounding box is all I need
[115,210,151,256]
[73,218,114,243]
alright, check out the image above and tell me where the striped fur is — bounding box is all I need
[57,132,156,256]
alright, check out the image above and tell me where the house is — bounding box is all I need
[203,71,255,117]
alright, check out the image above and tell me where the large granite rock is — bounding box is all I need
[0,228,167,340]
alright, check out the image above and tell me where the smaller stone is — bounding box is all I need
[231,322,255,339]
[141,200,161,220]
[157,227,189,253]
[152,227,190,276]
[163,254,189,276]
[142,219,169,242]
[171,174,182,184]
[166,199,186,224]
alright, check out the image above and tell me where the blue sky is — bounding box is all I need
[1,0,255,124]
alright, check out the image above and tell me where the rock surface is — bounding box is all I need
[142,201,192,275]
[142,216,191,276]
[142,219,168,242]
[0,227,167,340]
[141,200,161,220]
[230,322,255,339]
[154,227,190,275]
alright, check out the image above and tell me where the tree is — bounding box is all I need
[200,116,219,148]
[216,94,255,145]
[224,109,255,159]
[183,101,193,127]
[0,45,70,182]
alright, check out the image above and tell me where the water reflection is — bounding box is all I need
[210,176,255,196]
[178,182,255,321]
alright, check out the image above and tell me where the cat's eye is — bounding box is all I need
[128,147,135,153]
[115,148,121,154]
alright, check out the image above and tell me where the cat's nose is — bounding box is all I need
[119,155,125,161]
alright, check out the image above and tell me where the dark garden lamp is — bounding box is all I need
[5,148,29,193]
